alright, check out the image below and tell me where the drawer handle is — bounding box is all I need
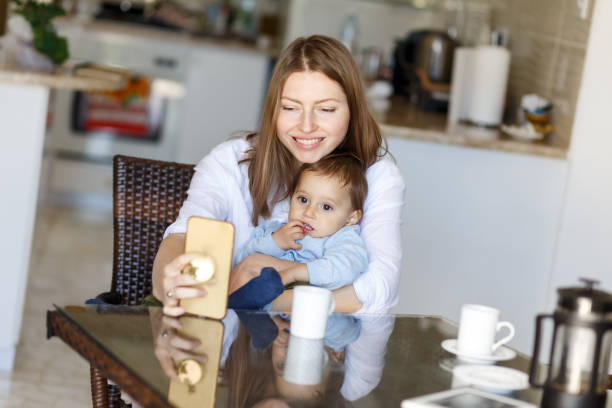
[153,57,177,68]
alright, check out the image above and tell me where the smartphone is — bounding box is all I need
[180,216,234,319]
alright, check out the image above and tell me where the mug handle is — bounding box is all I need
[492,321,515,351]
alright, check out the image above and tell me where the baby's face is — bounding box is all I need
[288,171,361,238]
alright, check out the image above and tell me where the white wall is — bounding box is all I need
[284,0,444,56]
[547,0,612,306]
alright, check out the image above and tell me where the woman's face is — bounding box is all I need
[276,71,350,164]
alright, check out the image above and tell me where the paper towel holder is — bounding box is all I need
[448,45,511,127]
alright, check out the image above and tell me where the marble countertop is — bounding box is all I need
[0,63,126,91]
[373,96,568,159]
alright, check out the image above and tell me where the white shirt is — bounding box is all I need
[165,137,405,313]
[341,315,396,400]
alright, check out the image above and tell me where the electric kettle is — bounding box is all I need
[529,278,612,408]
[392,30,456,111]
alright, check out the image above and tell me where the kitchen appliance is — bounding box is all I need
[46,31,186,163]
[447,45,511,127]
[392,30,457,111]
[71,74,166,141]
[43,29,187,209]
[529,278,612,408]
[95,0,150,25]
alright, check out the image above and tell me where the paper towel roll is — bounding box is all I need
[468,46,511,126]
[448,47,475,125]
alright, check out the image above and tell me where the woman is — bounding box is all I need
[152,35,405,316]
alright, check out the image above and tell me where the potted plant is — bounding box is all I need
[7,0,69,70]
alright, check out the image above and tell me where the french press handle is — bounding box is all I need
[529,313,554,388]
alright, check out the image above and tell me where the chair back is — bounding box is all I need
[112,155,194,305]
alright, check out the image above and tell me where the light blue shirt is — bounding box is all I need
[234,220,369,290]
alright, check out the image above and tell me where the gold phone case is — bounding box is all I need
[180,217,234,320]
[167,317,224,408]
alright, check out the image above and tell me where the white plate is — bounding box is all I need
[402,387,537,408]
[501,124,544,142]
[452,364,529,393]
[441,339,516,364]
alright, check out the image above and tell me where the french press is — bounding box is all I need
[529,278,612,408]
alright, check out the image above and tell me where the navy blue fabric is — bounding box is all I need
[228,267,284,310]
[236,310,279,349]
[85,298,107,305]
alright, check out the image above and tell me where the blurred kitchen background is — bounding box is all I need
[34,0,591,212]
[2,1,612,400]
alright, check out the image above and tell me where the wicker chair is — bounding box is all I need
[90,154,194,408]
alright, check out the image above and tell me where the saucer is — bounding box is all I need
[501,123,545,142]
[452,365,529,393]
[441,339,516,364]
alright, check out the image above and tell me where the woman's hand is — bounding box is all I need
[153,234,207,316]
[159,252,213,316]
[229,253,300,294]
[150,308,207,378]
[272,221,305,250]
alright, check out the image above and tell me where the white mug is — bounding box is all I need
[290,285,335,340]
[283,335,327,385]
[456,304,515,357]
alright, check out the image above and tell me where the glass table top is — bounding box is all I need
[53,305,545,407]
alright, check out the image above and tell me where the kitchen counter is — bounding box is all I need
[373,96,568,159]
[0,64,123,371]
[56,18,280,57]
[55,19,566,160]
[0,63,126,90]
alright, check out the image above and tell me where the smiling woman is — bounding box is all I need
[152,34,405,316]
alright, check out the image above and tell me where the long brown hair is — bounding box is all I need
[245,35,387,226]
[223,326,276,408]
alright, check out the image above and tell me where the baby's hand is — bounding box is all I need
[272,221,305,250]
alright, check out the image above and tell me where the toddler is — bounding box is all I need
[235,154,369,290]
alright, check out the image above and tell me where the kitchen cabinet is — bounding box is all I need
[388,137,568,355]
[177,46,269,164]
[45,21,271,205]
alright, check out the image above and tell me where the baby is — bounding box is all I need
[235,153,369,290]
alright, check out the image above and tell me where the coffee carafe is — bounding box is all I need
[529,278,612,408]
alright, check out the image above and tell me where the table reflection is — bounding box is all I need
[51,305,543,407]
[154,309,394,407]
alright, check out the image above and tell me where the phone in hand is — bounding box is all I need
[180,216,234,319]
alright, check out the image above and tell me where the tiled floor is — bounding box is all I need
[0,204,113,407]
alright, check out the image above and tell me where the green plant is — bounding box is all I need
[10,0,69,65]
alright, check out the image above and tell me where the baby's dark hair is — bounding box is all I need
[291,153,368,211]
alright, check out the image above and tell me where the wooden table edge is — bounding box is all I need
[46,309,171,408]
